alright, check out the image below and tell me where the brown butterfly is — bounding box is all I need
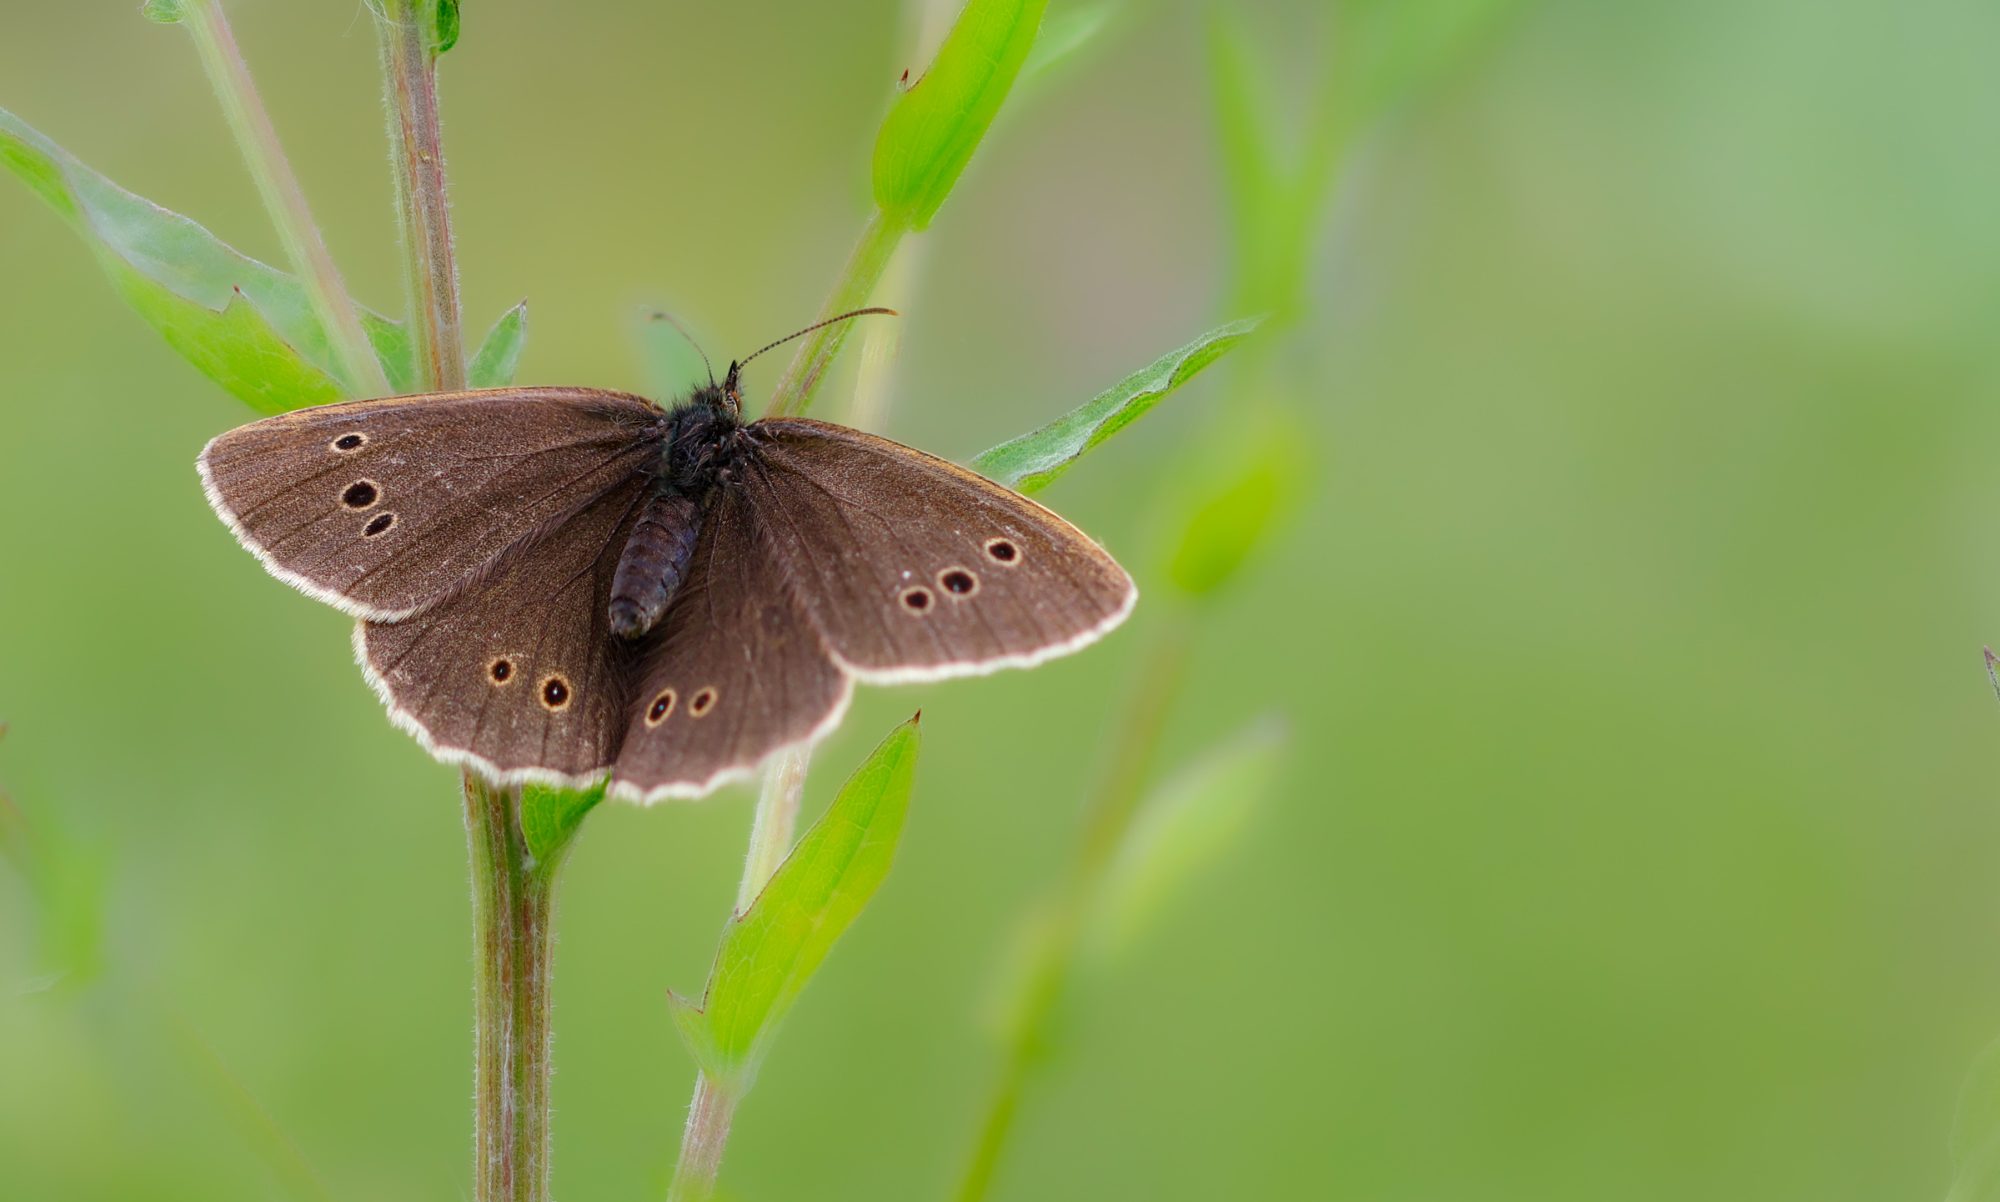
[197,342,1136,802]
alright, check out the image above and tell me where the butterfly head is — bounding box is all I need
[676,360,745,421]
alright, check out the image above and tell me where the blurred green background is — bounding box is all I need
[5,1,2000,1199]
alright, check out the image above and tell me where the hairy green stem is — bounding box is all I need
[177,0,388,396]
[369,9,548,1201]
[465,777,564,1202]
[667,746,813,1202]
[764,209,909,418]
[953,612,1195,1202]
[376,0,465,391]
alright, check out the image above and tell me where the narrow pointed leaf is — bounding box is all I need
[873,0,1049,229]
[467,302,529,388]
[1088,718,1287,956]
[669,718,922,1090]
[0,107,403,411]
[974,317,1261,494]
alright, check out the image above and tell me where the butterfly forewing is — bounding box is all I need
[742,418,1136,682]
[199,388,663,620]
[609,486,852,802]
[356,473,653,786]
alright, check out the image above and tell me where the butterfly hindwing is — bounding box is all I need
[199,388,664,620]
[609,485,852,802]
[356,475,652,786]
[741,418,1137,682]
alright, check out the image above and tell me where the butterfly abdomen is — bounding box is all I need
[608,489,704,640]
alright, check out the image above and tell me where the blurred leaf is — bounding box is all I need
[0,107,406,411]
[636,306,717,400]
[978,894,1066,1044]
[1325,0,1522,137]
[1165,409,1309,598]
[140,0,186,22]
[1957,1037,2000,1155]
[518,778,605,866]
[466,301,529,389]
[1087,718,1287,956]
[1023,2,1116,79]
[669,717,922,1091]
[1952,1038,2000,1201]
[873,0,1049,230]
[973,317,1262,494]
[0,763,109,993]
[1207,11,1285,302]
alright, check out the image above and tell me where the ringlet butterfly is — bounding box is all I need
[197,312,1136,801]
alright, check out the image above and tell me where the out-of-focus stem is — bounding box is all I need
[953,611,1196,1202]
[764,209,908,418]
[738,746,812,912]
[376,0,465,391]
[177,0,388,396]
[666,746,812,1202]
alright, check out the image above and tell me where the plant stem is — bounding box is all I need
[738,746,812,912]
[666,746,813,1202]
[667,1075,737,1202]
[764,208,909,418]
[376,0,465,391]
[953,611,1195,1202]
[370,10,549,1202]
[465,776,563,1202]
[177,0,389,396]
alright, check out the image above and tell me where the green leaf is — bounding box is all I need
[140,0,187,23]
[669,717,922,1091]
[361,0,458,53]
[1087,718,1286,956]
[1165,408,1308,598]
[518,778,605,865]
[873,0,1049,230]
[973,317,1262,495]
[0,107,403,411]
[1023,2,1116,79]
[635,306,716,400]
[433,0,461,53]
[467,302,529,388]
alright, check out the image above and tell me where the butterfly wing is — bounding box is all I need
[199,387,664,620]
[609,485,852,803]
[355,475,653,787]
[741,418,1136,682]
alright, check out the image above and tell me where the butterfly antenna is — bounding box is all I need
[649,308,716,386]
[735,307,899,369]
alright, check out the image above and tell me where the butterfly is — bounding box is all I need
[196,337,1136,802]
